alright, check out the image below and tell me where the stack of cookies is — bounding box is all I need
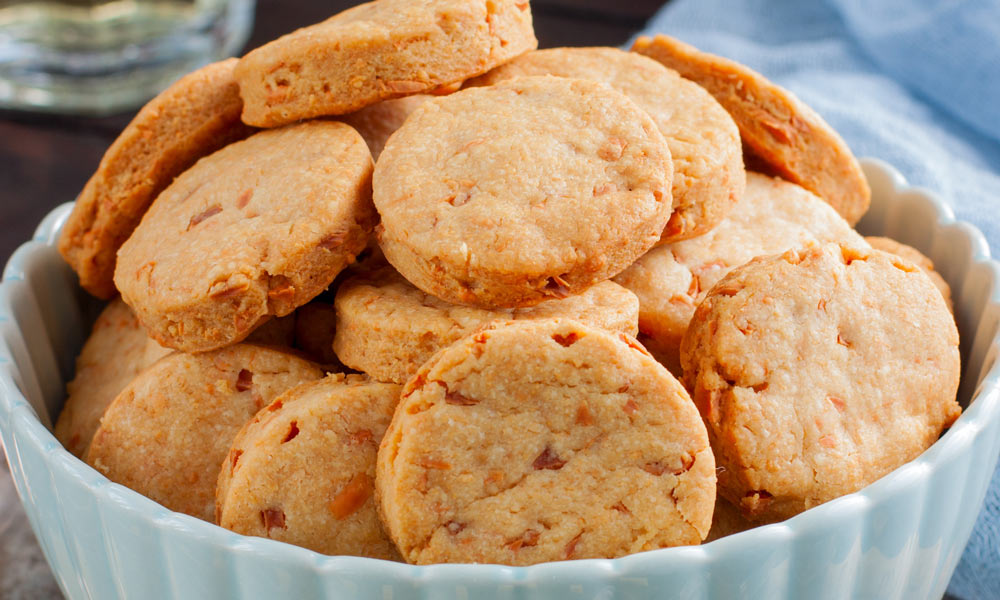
[54,0,961,566]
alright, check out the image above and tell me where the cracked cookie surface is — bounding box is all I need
[376,318,714,565]
[334,266,638,383]
[374,76,673,308]
[680,243,960,521]
[217,374,401,559]
[235,0,537,127]
[632,34,870,225]
[58,59,256,299]
[115,120,376,353]
[614,172,865,374]
[85,344,324,521]
[468,46,743,242]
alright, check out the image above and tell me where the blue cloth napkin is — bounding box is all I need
[637,1,1000,598]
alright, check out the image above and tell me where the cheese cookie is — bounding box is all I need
[115,120,375,353]
[680,243,960,521]
[235,0,537,127]
[377,319,715,565]
[374,76,673,308]
[217,374,401,559]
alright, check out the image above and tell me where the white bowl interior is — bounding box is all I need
[1,158,999,600]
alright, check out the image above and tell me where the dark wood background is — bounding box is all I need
[0,1,665,598]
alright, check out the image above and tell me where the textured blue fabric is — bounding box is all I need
[638,2,1000,599]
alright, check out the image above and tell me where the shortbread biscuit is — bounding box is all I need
[334,266,639,383]
[55,302,298,458]
[680,243,960,521]
[468,47,743,242]
[375,76,673,308]
[115,120,376,353]
[217,374,401,558]
[85,345,324,521]
[58,59,255,299]
[632,34,870,225]
[377,319,715,565]
[866,236,952,313]
[341,95,431,160]
[235,0,537,127]
[614,172,865,374]
[55,299,173,458]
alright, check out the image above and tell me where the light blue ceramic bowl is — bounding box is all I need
[2,160,999,600]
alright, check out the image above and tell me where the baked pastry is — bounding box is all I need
[632,34,870,225]
[376,319,715,565]
[58,59,255,299]
[114,120,376,353]
[55,302,298,458]
[54,299,172,457]
[85,345,324,521]
[235,0,537,127]
[340,95,431,161]
[680,243,961,521]
[334,266,639,382]
[374,76,673,307]
[866,236,952,313]
[217,374,401,559]
[614,172,865,374]
[468,46,744,242]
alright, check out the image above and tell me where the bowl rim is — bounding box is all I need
[2,158,1000,581]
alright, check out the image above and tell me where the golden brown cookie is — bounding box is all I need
[217,374,401,558]
[114,120,376,353]
[334,266,638,383]
[58,59,255,299]
[376,319,715,565]
[680,243,960,522]
[614,172,866,374]
[54,301,298,459]
[468,47,744,242]
[235,0,537,127]
[55,299,173,458]
[374,76,673,308]
[632,34,870,225]
[340,95,431,161]
[85,345,324,521]
[866,236,953,313]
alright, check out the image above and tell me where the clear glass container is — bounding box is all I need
[0,0,255,115]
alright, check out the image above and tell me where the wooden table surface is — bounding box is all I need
[0,1,664,598]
